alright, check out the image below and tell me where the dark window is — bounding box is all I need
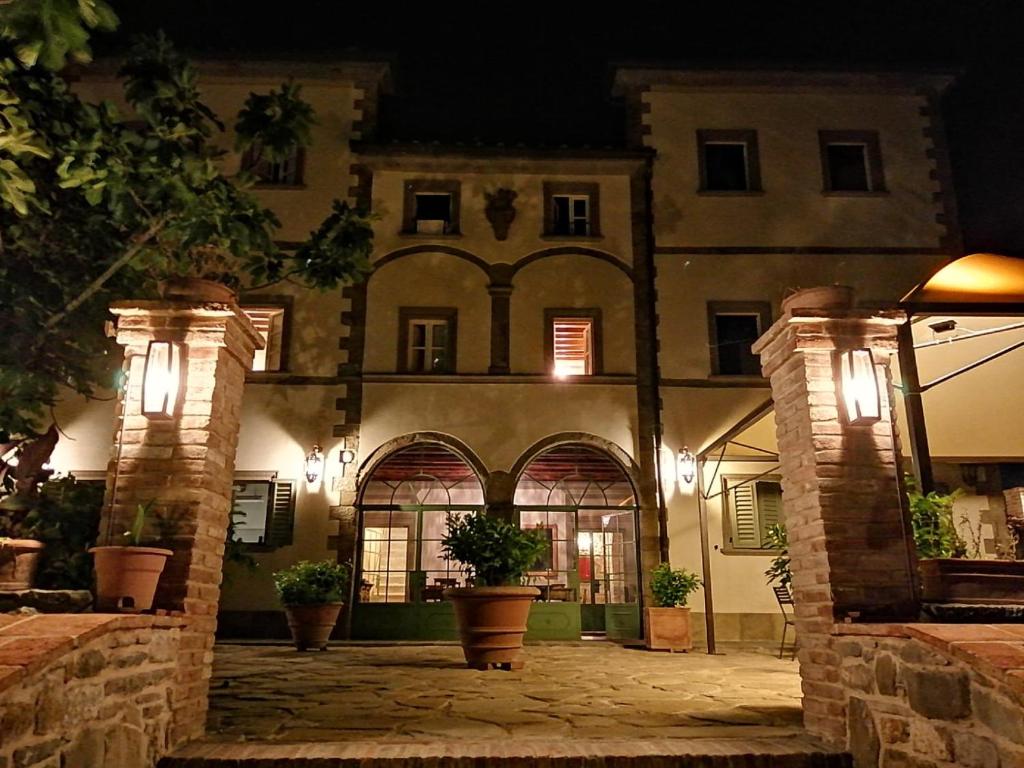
[704,144,749,191]
[231,478,295,547]
[551,195,590,236]
[397,308,458,373]
[826,144,870,191]
[707,301,771,377]
[402,180,462,235]
[240,145,304,186]
[414,194,452,233]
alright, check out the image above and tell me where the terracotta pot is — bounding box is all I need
[445,586,539,670]
[919,558,1024,605]
[158,277,236,303]
[781,285,855,314]
[90,546,173,612]
[644,606,693,652]
[0,539,45,590]
[284,603,343,651]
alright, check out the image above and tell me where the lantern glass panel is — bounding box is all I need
[840,348,881,424]
[142,341,182,419]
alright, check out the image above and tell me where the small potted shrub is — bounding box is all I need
[90,502,174,611]
[0,499,45,590]
[441,514,546,670]
[645,562,702,652]
[273,560,350,651]
[0,428,58,590]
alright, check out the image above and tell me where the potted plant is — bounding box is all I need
[0,502,45,590]
[645,562,702,652]
[441,513,546,670]
[89,502,174,611]
[273,560,350,651]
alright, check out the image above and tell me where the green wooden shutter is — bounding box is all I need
[730,481,760,549]
[756,481,783,546]
[267,479,295,547]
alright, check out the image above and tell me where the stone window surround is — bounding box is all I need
[706,300,772,377]
[818,129,887,194]
[720,473,783,555]
[696,129,763,194]
[396,306,459,374]
[544,308,604,376]
[240,145,307,189]
[240,294,294,378]
[542,181,602,238]
[401,179,462,235]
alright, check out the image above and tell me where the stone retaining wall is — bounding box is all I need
[0,613,184,768]
[833,623,1024,768]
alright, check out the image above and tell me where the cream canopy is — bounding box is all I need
[901,252,1024,310]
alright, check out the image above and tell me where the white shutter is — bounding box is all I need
[730,481,760,549]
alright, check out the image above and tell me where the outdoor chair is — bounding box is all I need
[773,585,797,660]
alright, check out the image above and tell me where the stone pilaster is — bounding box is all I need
[753,288,918,745]
[103,298,262,746]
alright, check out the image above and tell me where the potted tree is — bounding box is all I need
[441,514,546,670]
[89,502,173,611]
[645,562,702,652]
[273,560,350,651]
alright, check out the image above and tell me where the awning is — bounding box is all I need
[901,252,1024,314]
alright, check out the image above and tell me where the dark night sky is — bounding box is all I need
[102,0,1024,254]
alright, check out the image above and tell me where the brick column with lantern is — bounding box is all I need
[752,287,919,745]
[102,298,262,746]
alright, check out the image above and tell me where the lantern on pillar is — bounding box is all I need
[141,340,184,419]
[304,444,324,484]
[677,447,696,486]
[838,348,882,425]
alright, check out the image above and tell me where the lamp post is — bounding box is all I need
[141,340,185,419]
[838,348,882,425]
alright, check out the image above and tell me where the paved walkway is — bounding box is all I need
[207,642,803,743]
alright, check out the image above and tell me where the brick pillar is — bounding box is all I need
[102,298,262,746]
[752,288,918,745]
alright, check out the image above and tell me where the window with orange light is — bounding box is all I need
[551,317,594,377]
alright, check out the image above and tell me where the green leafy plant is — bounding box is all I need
[907,476,966,559]
[441,513,547,587]
[28,475,102,589]
[763,522,792,589]
[123,501,151,547]
[650,562,702,607]
[273,560,350,606]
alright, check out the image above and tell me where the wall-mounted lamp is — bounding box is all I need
[339,444,357,474]
[838,348,882,425]
[142,340,184,419]
[677,447,696,485]
[304,444,324,484]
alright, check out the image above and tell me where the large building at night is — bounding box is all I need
[53,60,1020,645]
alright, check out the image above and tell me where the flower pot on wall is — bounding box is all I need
[445,586,539,670]
[0,539,45,590]
[781,285,855,314]
[284,602,343,651]
[644,606,693,652]
[90,545,173,611]
[919,558,1024,605]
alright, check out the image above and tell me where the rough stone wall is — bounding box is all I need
[835,625,1024,768]
[0,614,183,768]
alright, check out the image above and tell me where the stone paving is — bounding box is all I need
[207,642,803,743]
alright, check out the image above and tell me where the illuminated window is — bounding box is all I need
[242,306,286,372]
[546,309,601,377]
[550,195,590,236]
[698,130,761,192]
[819,130,885,193]
[723,475,783,551]
[240,144,304,186]
[399,308,457,374]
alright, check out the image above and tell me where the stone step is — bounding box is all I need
[162,737,852,767]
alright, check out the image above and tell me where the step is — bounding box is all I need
[161,737,852,767]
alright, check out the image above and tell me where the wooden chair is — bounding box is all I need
[773,585,797,660]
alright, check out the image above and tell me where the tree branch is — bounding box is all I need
[45,216,168,330]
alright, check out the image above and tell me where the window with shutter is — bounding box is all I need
[723,475,783,551]
[230,477,295,548]
[267,479,295,547]
[552,318,593,376]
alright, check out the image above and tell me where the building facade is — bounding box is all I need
[52,62,978,644]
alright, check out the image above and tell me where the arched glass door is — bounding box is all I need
[514,444,640,637]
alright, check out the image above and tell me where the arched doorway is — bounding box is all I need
[352,441,485,640]
[514,443,641,640]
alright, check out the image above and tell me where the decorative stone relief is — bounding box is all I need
[484,188,517,241]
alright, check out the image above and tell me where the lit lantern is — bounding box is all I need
[304,444,324,484]
[677,447,696,485]
[141,341,184,419]
[339,447,357,466]
[839,348,882,425]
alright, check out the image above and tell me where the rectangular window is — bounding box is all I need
[240,144,304,186]
[543,182,601,237]
[819,130,885,193]
[398,308,457,373]
[545,308,602,376]
[242,306,286,372]
[698,130,761,192]
[707,301,771,376]
[230,477,295,547]
[402,180,461,235]
[551,195,591,236]
[723,476,783,551]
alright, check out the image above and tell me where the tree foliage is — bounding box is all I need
[763,522,791,590]
[649,562,702,608]
[273,559,351,606]
[0,6,374,439]
[907,475,966,559]
[441,513,547,587]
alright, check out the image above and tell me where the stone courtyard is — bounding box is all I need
[205,642,802,743]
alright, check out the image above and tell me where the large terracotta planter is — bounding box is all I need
[0,539,45,590]
[158,277,236,303]
[90,546,172,611]
[644,607,693,652]
[445,586,539,670]
[919,558,1024,605]
[284,603,343,651]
